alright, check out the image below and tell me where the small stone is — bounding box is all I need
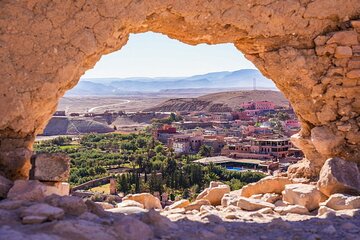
[95,202,114,210]
[274,200,287,207]
[22,215,47,224]
[261,193,282,203]
[258,207,273,214]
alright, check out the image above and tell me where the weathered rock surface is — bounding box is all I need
[196,181,230,206]
[20,203,64,224]
[322,194,360,210]
[241,177,292,197]
[237,197,275,211]
[0,1,359,181]
[123,193,162,209]
[274,205,309,215]
[7,180,47,201]
[31,153,70,182]
[283,184,327,211]
[45,195,88,216]
[317,157,360,196]
[7,180,69,201]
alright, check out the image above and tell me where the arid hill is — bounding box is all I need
[41,117,114,136]
[145,90,288,112]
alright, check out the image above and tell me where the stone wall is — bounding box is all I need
[0,0,359,179]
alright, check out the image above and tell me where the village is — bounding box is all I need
[46,99,304,178]
[149,100,302,174]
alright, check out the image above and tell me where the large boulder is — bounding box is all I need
[0,175,13,199]
[322,193,360,210]
[237,197,275,211]
[31,153,70,182]
[282,184,327,211]
[317,157,360,197]
[240,176,292,197]
[123,193,162,209]
[196,181,230,206]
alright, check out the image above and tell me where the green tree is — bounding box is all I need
[199,145,213,157]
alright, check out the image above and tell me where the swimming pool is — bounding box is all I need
[226,166,245,171]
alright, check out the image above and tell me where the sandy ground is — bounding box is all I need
[58,96,168,113]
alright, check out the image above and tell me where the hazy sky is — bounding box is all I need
[82,32,256,78]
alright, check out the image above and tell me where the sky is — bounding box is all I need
[82,32,257,78]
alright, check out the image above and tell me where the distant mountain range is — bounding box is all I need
[65,69,277,96]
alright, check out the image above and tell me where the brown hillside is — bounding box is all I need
[145,90,288,112]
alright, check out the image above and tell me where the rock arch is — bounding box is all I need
[0,0,359,180]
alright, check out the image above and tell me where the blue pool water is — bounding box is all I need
[226,166,245,171]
